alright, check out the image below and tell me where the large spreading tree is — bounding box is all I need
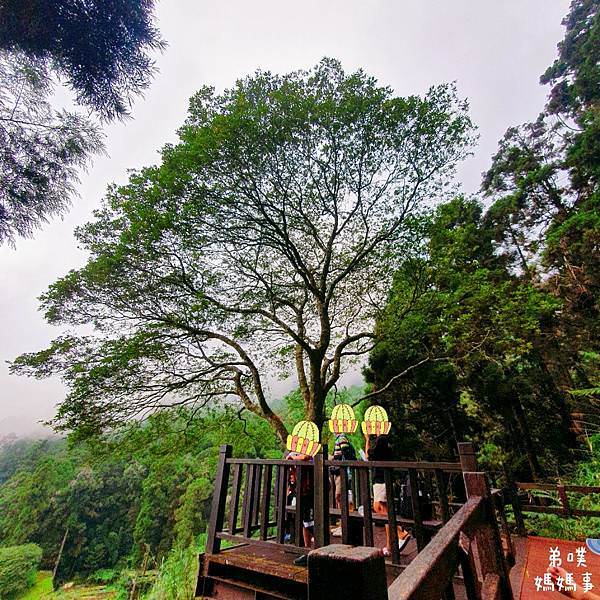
[13,60,475,443]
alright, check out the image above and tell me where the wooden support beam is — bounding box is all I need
[253,464,263,526]
[243,463,256,539]
[295,464,304,547]
[409,468,426,552]
[458,442,478,472]
[259,464,273,540]
[206,444,232,555]
[508,480,527,537]
[388,498,483,599]
[339,467,350,545]
[463,472,513,600]
[276,464,287,544]
[435,469,451,524]
[459,533,482,600]
[359,468,374,546]
[557,484,571,517]
[228,463,242,535]
[313,445,330,549]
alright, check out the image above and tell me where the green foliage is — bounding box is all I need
[0,1,165,121]
[89,568,120,584]
[0,543,42,598]
[15,571,53,600]
[367,196,573,473]
[367,0,600,482]
[0,52,103,245]
[0,402,286,583]
[518,434,600,540]
[12,59,475,444]
[143,545,198,600]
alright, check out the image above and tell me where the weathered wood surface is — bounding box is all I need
[457,442,478,472]
[408,468,426,551]
[313,445,330,549]
[463,473,512,599]
[308,545,387,600]
[218,453,462,561]
[229,457,464,471]
[260,464,273,540]
[206,444,232,554]
[276,464,287,544]
[482,574,501,600]
[512,481,600,520]
[387,497,483,599]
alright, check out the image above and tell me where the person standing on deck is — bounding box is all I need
[285,419,321,567]
[365,432,411,556]
[286,451,314,566]
[331,431,356,508]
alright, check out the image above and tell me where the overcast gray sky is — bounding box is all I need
[0,0,570,436]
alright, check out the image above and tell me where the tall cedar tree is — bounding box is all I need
[367,0,599,478]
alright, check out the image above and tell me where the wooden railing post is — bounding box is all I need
[464,472,513,599]
[493,490,516,567]
[458,442,478,472]
[206,444,232,555]
[308,545,387,600]
[557,483,571,518]
[408,468,426,551]
[510,482,527,537]
[314,445,330,548]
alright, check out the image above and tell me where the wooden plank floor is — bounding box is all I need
[209,544,309,584]
[515,536,599,599]
[201,530,534,599]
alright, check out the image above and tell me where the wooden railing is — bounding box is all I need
[509,481,600,536]
[205,443,472,565]
[387,472,513,600]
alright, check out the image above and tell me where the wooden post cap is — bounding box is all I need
[308,545,387,600]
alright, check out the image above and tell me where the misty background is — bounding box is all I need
[0,0,570,437]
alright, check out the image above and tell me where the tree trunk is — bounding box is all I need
[52,527,69,588]
[534,344,579,447]
[510,396,543,480]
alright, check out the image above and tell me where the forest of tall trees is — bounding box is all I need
[1,0,598,598]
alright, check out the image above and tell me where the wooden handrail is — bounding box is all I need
[387,473,514,599]
[226,457,463,472]
[509,481,600,532]
[207,443,473,567]
[516,482,600,494]
[387,497,484,599]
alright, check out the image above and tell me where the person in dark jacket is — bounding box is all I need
[286,451,314,566]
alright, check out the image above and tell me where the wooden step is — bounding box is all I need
[197,548,307,600]
[199,574,299,599]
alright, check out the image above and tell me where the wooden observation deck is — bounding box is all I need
[196,443,600,599]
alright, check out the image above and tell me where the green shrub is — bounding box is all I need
[89,567,119,584]
[512,434,600,540]
[143,545,197,600]
[0,543,43,598]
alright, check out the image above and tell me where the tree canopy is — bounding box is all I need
[0,52,102,244]
[0,0,164,244]
[0,0,164,120]
[367,0,600,479]
[12,59,475,442]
